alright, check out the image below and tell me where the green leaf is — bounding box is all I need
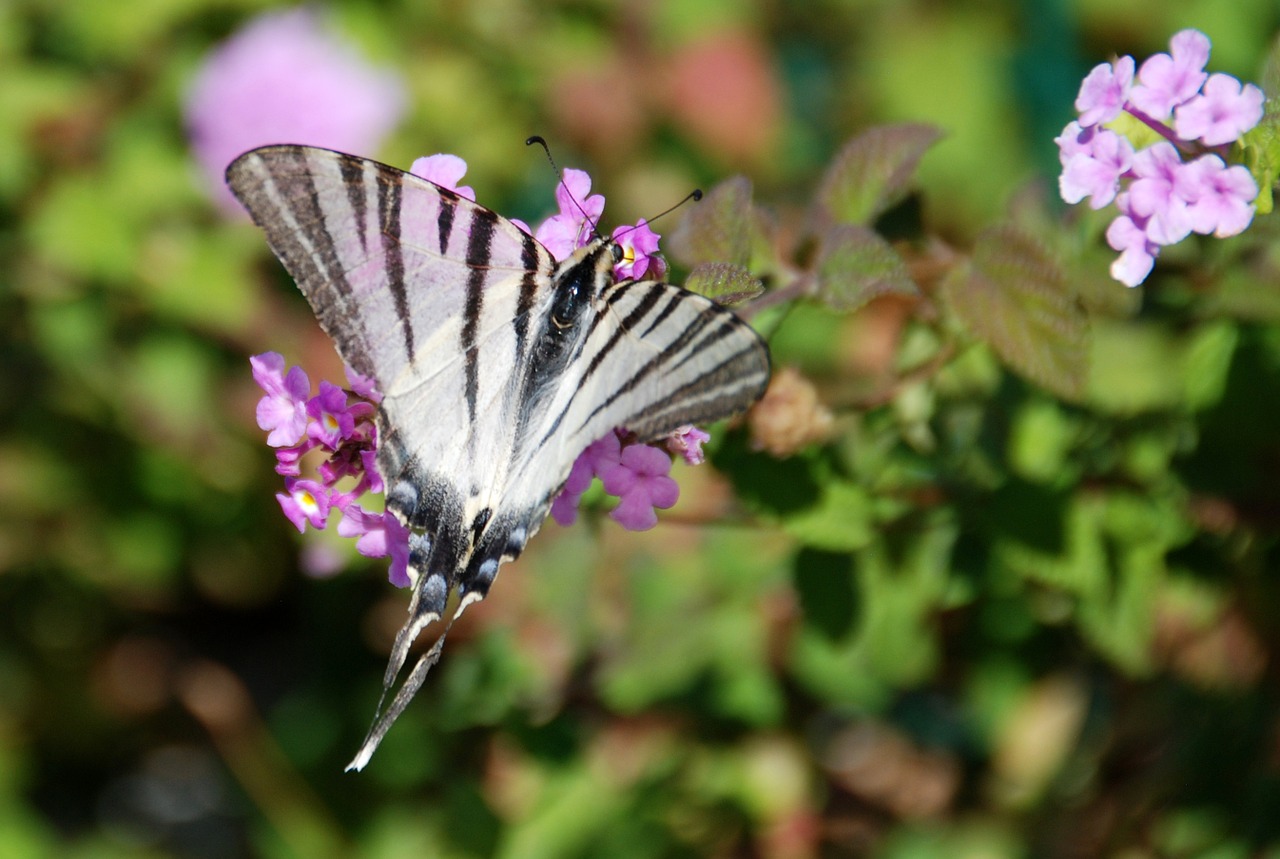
[1085,322,1182,417]
[1203,261,1280,322]
[817,123,943,226]
[1005,184,1139,319]
[1008,399,1079,485]
[782,482,875,552]
[683,262,764,305]
[1248,30,1280,214]
[27,173,140,280]
[793,548,857,640]
[789,522,955,704]
[666,175,753,267]
[1240,113,1280,216]
[713,430,823,516]
[940,226,1088,401]
[813,224,919,312]
[1182,321,1239,411]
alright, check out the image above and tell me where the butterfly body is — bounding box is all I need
[227,145,770,768]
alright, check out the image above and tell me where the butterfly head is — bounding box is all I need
[554,236,625,284]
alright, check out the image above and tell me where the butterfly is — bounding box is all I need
[226,144,771,769]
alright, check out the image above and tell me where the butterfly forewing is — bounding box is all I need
[227,144,771,769]
[227,144,554,417]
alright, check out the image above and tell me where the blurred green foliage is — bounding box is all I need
[4,1,1280,857]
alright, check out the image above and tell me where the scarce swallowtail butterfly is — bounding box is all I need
[227,144,771,770]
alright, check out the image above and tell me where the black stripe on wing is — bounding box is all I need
[512,237,545,365]
[376,167,414,363]
[339,155,368,254]
[461,207,499,428]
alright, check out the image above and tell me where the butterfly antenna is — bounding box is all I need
[526,135,603,240]
[612,188,704,243]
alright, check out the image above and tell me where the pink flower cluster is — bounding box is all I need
[251,156,711,583]
[252,352,411,587]
[551,426,711,531]
[1056,29,1263,286]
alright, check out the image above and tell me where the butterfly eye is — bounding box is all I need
[609,242,624,263]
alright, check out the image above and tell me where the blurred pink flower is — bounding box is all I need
[1129,29,1210,120]
[410,154,476,201]
[186,7,406,214]
[1075,56,1134,127]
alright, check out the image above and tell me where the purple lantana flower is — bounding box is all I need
[335,502,410,587]
[549,454,595,527]
[186,7,405,214]
[1129,29,1210,120]
[1055,28,1263,287]
[252,352,311,447]
[1106,200,1159,287]
[278,478,332,532]
[601,445,681,531]
[1058,127,1133,209]
[1127,142,1193,245]
[612,219,663,279]
[252,352,408,584]
[338,504,390,555]
[536,169,606,259]
[1075,56,1135,127]
[667,425,711,466]
[1174,73,1265,147]
[306,381,357,449]
[1183,156,1257,237]
[548,424,716,529]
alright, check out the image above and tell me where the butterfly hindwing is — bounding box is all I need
[497,275,771,529]
[227,145,771,769]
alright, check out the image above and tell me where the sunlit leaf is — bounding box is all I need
[666,175,753,267]
[940,226,1088,401]
[683,261,764,305]
[782,482,875,552]
[1243,31,1280,213]
[813,223,919,312]
[817,123,943,226]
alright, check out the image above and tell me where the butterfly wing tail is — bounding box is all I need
[346,535,453,771]
[346,609,456,772]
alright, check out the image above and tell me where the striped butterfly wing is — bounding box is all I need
[227,145,771,769]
